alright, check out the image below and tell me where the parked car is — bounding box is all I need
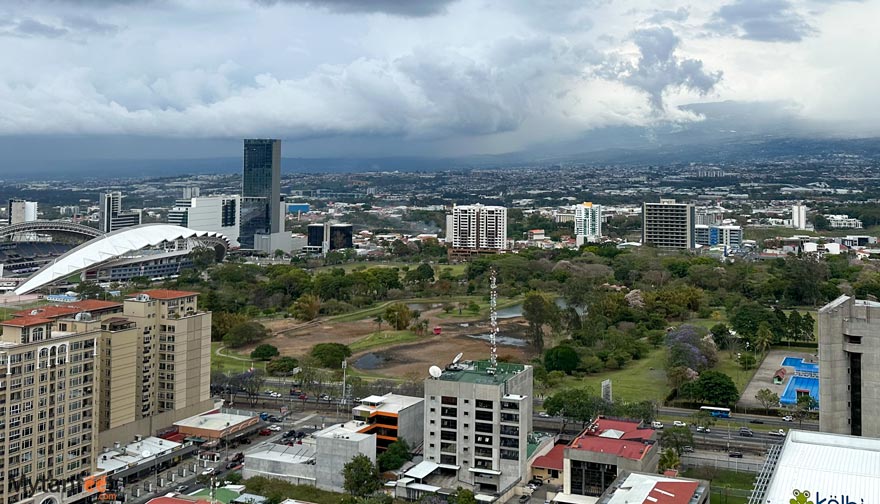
[268,425,282,431]
[175,485,189,493]
[651,421,664,429]
[267,416,282,423]
[769,429,787,437]
[259,412,270,421]
[259,429,272,436]
[519,495,531,503]
[729,452,743,458]
[782,415,794,422]
[240,438,251,444]
[201,467,215,476]
[527,478,543,486]
[673,421,687,427]
[226,461,239,470]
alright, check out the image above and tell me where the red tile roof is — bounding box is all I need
[2,315,53,327]
[532,444,565,471]
[648,481,700,504]
[131,289,200,300]
[12,305,80,319]
[69,300,123,311]
[568,418,656,461]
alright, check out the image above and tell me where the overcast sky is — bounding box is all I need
[0,0,877,160]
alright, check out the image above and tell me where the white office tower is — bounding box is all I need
[792,204,807,230]
[574,202,602,246]
[99,191,142,233]
[7,199,38,225]
[168,195,242,247]
[451,204,508,250]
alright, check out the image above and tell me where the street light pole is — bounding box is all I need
[337,360,347,419]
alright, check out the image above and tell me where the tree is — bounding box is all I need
[342,454,381,497]
[266,356,299,376]
[290,294,322,321]
[404,263,435,285]
[211,312,249,342]
[799,312,815,342]
[787,311,803,342]
[690,371,740,406]
[377,438,412,471]
[543,388,607,431]
[659,426,694,456]
[239,369,266,406]
[522,291,560,352]
[755,388,780,414]
[755,322,774,355]
[384,303,415,330]
[74,281,104,300]
[448,488,477,504]
[311,343,353,368]
[789,394,818,427]
[739,354,756,370]
[250,344,279,361]
[543,346,579,374]
[223,321,270,348]
[658,448,682,473]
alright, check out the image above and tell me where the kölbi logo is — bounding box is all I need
[791,489,864,504]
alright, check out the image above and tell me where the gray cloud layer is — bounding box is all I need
[709,0,817,42]
[254,0,459,17]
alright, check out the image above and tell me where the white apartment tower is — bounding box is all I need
[168,195,241,247]
[451,204,508,250]
[792,204,807,230]
[574,202,602,246]
[7,199,38,225]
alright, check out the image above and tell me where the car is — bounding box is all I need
[782,415,794,422]
[528,478,543,487]
[268,392,281,398]
[673,421,687,427]
[298,394,308,401]
[651,421,664,429]
[519,495,531,503]
[268,425,282,431]
[739,430,754,437]
[682,446,694,453]
[226,461,239,470]
[240,438,251,444]
[259,429,272,436]
[749,419,765,424]
[769,429,787,437]
[201,467,215,476]
[728,452,743,458]
[538,412,550,418]
[175,485,189,493]
[268,416,282,423]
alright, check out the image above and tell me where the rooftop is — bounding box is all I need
[2,315,52,327]
[433,360,529,385]
[244,443,315,465]
[568,418,656,461]
[174,412,255,432]
[532,444,565,471]
[98,436,183,473]
[130,289,200,300]
[314,422,373,442]
[11,299,122,319]
[762,430,880,504]
[599,472,703,504]
[353,393,423,415]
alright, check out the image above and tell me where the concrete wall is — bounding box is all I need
[315,434,376,493]
[398,400,425,449]
[98,398,216,450]
[242,456,316,486]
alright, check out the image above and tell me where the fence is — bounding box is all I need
[682,454,761,473]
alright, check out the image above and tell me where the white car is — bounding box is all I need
[538,412,550,418]
[696,426,710,433]
[270,392,282,398]
[201,467,215,476]
[268,425,282,431]
[782,415,794,422]
[651,421,664,429]
[673,421,687,427]
[769,429,787,437]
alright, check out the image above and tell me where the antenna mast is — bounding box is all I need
[489,267,498,369]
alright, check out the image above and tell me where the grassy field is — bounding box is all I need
[349,330,420,353]
[212,342,265,374]
[313,261,467,278]
[682,468,755,503]
[555,347,669,403]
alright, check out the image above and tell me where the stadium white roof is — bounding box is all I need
[764,430,880,504]
[14,224,229,295]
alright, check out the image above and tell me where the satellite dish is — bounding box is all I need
[429,366,442,378]
[452,352,463,365]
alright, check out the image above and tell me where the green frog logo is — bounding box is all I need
[791,490,814,504]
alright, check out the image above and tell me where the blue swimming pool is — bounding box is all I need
[780,376,820,406]
[781,357,819,373]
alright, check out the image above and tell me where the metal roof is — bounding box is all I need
[14,224,229,295]
[763,430,880,504]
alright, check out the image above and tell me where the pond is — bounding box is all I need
[496,298,583,319]
[354,352,388,370]
[464,332,529,347]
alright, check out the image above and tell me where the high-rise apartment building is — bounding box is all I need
[641,199,695,249]
[450,204,508,250]
[168,195,241,247]
[99,192,142,233]
[423,360,533,495]
[574,202,602,246]
[818,295,880,437]
[694,207,724,226]
[792,204,807,230]
[7,199,38,225]
[306,223,353,254]
[0,316,101,504]
[694,224,743,249]
[240,139,281,249]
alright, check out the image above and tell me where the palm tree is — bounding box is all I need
[755,322,774,355]
[658,448,681,473]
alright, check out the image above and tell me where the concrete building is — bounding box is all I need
[818,295,880,437]
[240,139,282,249]
[792,204,807,230]
[0,316,102,504]
[824,214,863,229]
[315,424,377,493]
[99,192,143,233]
[174,411,259,442]
[352,393,424,452]
[168,195,241,248]
[574,202,602,246]
[748,430,880,504]
[7,198,37,225]
[563,418,659,497]
[597,472,709,504]
[694,207,723,226]
[422,360,533,497]
[694,224,743,249]
[450,204,508,251]
[641,199,694,249]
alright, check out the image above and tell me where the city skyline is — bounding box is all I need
[0,0,877,168]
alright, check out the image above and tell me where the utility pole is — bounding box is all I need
[337,360,347,419]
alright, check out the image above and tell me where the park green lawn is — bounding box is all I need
[211,342,265,374]
[349,330,420,353]
[554,347,669,403]
[682,468,755,503]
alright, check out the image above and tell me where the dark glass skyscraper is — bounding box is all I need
[240,139,281,248]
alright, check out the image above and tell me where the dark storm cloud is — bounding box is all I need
[709,0,816,42]
[254,0,459,17]
[604,26,722,111]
